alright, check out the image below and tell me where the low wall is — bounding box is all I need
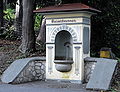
[13,60,96,84]
[1,57,97,84]
[1,57,46,84]
[13,60,46,84]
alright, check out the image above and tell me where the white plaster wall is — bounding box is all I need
[45,12,91,83]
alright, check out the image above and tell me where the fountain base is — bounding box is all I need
[54,60,73,72]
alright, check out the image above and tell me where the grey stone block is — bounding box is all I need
[86,59,117,90]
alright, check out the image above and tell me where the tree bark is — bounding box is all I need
[0,0,3,29]
[36,17,46,43]
[19,0,35,53]
[14,0,23,37]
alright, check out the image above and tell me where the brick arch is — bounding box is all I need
[50,25,77,43]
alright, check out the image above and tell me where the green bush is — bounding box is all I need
[4,8,15,20]
[34,14,42,31]
[2,8,17,40]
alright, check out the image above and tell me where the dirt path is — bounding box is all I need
[0,39,22,76]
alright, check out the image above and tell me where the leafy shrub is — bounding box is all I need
[4,8,15,20]
[2,8,17,40]
[34,14,42,31]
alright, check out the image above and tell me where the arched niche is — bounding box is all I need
[50,25,77,43]
[55,30,73,60]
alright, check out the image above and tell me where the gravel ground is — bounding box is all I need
[0,81,98,92]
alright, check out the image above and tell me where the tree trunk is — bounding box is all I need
[36,17,46,43]
[0,0,3,29]
[14,0,23,37]
[3,0,7,10]
[19,0,35,53]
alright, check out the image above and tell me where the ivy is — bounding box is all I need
[34,14,42,31]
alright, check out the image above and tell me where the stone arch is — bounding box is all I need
[50,25,77,43]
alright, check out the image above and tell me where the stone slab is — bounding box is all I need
[1,57,46,83]
[86,59,117,90]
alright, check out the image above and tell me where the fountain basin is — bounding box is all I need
[54,60,73,72]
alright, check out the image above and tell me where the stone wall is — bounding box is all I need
[84,61,97,83]
[12,60,46,84]
[1,56,96,84]
[12,60,96,84]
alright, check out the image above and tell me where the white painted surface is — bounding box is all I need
[45,12,91,83]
